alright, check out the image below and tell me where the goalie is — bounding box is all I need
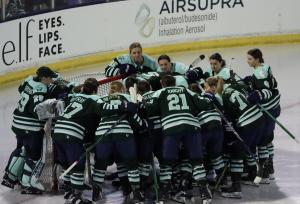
[1,67,57,194]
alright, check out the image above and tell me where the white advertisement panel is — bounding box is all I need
[0,0,299,75]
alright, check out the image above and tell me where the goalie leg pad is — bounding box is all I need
[5,146,26,182]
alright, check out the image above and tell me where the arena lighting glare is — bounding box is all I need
[135,4,155,38]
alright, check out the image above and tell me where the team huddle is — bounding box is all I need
[1,42,281,204]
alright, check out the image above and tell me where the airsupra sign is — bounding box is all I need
[159,0,244,14]
[0,15,65,67]
[0,0,299,75]
[158,0,244,37]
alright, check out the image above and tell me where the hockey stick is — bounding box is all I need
[29,118,53,192]
[59,114,127,180]
[197,84,246,145]
[189,55,205,69]
[258,104,299,143]
[197,83,256,158]
[152,154,160,204]
[212,162,229,194]
[234,72,299,144]
[214,104,257,158]
[60,82,138,180]
[60,74,126,88]
[129,83,138,103]
[84,144,92,186]
[98,74,126,85]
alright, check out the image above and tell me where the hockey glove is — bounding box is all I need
[243,75,252,85]
[247,90,263,105]
[193,67,205,78]
[185,67,204,83]
[119,64,137,76]
[125,102,138,114]
[272,88,279,96]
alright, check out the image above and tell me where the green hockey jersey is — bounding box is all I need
[222,84,263,127]
[205,67,240,82]
[12,76,49,135]
[142,91,161,130]
[145,86,210,135]
[250,64,280,111]
[53,93,124,142]
[95,93,144,141]
[105,54,159,77]
[197,93,222,130]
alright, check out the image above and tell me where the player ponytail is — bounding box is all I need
[247,48,264,63]
[109,81,125,95]
[216,77,225,95]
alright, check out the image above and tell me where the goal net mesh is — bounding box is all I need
[41,71,121,192]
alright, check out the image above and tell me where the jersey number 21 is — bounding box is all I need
[167,94,189,111]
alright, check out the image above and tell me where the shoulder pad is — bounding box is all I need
[32,83,47,94]
[142,54,159,71]
[254,64,270,79]
[116,54,132,64]
[142,90,154,97]
[152,88,164,98]
[175,75,188,88]
[173,62,188,74]
[218,67,231,80]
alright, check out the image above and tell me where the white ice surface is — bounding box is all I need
[0,44,300,204]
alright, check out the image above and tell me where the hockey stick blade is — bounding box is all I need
[59,114,128,179]
[189,55,205,69]
[59,162,78,180]
[129,83,138,103]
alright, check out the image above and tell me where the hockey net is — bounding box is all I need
[41,71,122,192]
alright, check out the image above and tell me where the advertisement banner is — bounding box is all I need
[0,0,299,75]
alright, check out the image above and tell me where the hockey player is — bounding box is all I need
[105,42,159,77]
[215,76,265,198]
[198,77,225,187]
[52,78,136,204]
[189,53,239,83]
[145,75,212,203]
[158,54,188,75]
[143,54,190,90]
[1,66,57,194]
[92,81,146,204]
[137,80,163,159]
[136,80,164,195]
[47,72,77,100]
[177,53,234,85]
[244,48,281,182]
